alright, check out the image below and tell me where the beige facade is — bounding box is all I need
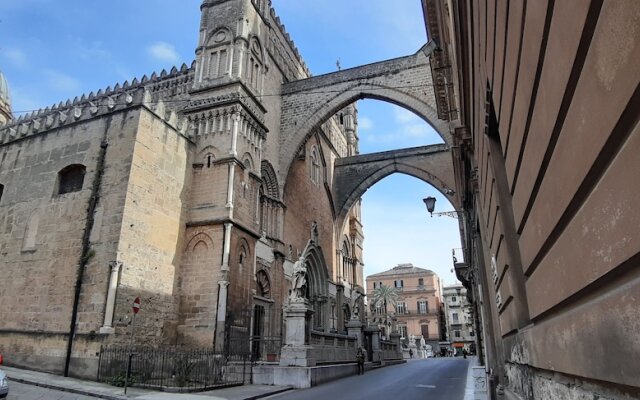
[0,0,365,378]
[366,264,442,349]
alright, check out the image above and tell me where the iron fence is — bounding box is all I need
[97,345,247,392]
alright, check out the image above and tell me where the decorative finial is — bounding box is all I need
[336,58,341,71]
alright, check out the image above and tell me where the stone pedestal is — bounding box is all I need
[364,325,382,363]
[346,318,363,348]
[280,299,315,367]
[389,332,402,359]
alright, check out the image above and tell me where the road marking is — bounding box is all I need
[416,384,437,389]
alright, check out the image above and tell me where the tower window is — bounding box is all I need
[57,164,86,195]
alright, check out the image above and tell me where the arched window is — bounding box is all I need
[205,153,215,168]
[238,245,248,273]
[310,147,321,185]
[57,164,86,195]
[342,241,350,282]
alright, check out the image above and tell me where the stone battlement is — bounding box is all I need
[0,63,195,145]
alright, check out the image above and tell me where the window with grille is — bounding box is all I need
[418,300,428,314]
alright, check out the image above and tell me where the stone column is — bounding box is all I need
[280,299,315,367]
[346,318,363,348]
[99,261,122,334]
[214,280,230,352]
[389,332,402,360]
[365,325,382,363]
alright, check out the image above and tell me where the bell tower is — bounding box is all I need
[194,0,269,95]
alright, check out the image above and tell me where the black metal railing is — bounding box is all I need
[97,345,246,392]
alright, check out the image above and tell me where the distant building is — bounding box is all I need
[366,263,443,350]
[442,284,476,355]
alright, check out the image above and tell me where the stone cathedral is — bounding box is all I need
[0,0,366,377]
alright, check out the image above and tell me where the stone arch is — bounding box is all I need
[256,269,271,298]
[260,160,278,199]
[236,237,251,272]
[198,145,220,167]
[333,148,458,235]
[300,240,330,330]
[242,152,254,171]
[280,85,450,187]
[206,27,232,47]
[185,231,214,252]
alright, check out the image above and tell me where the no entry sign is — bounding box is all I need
[133,297,141,314]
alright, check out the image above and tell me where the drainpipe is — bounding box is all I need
[64,134,109,376]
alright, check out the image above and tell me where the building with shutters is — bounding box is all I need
[366,263,444,350]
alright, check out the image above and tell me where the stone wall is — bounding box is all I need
[440,0,640,397]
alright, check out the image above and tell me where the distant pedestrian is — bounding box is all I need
[356,347,365,375]
[409,349,414,359]
[463,349,468,359]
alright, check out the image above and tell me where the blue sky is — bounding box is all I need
[0,0,461,285]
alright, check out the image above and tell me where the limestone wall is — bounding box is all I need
[0,107,142,373]
[112,108,191,346]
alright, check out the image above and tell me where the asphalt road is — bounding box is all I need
[5,381,97,400]
[268,357,470,400]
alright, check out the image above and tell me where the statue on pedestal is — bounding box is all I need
[289,255,307,301]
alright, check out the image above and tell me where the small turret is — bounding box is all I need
[342,104,359,156]
[0,70,12,125]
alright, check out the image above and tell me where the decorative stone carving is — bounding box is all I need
[289,254,307,301]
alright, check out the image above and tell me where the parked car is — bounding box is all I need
[0,354,8,398]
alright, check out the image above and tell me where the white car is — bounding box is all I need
[0,369,7,398]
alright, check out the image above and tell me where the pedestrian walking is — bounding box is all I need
[356,347,365,375]
[409,349,414,359]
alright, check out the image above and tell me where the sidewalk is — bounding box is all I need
[3,366,292,400]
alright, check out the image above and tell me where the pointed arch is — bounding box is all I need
[185,231,214,252]
[260,160,279,199]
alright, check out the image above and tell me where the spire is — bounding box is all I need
[0,70,13,124]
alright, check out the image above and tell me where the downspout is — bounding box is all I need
[64,128,110,376]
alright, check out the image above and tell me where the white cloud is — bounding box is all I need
[43,69,81,93]
[147,42,180,64]
[404,124,430,138]
[358,116,373,131]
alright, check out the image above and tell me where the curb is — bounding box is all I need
[245,386,294,400]
[7,376,126,400]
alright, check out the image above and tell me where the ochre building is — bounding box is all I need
[0,0,365,378]
[366,263,443,350]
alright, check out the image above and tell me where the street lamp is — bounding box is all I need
[422,196,465,219]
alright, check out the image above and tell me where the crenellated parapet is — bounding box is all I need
[266,5,311,81]
[0,63,196,146]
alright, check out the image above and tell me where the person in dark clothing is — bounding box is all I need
[356,347,365,375]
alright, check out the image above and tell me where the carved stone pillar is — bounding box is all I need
[100,261,122,334]
[214,280,230,352]
[280,298,315,367]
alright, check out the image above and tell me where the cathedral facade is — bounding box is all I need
[0,0,365,378]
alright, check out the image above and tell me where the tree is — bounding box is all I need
[370,285,400,316]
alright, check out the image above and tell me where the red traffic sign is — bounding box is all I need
[133,297,141,314]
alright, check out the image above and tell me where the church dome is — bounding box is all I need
[0,70,10,106]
